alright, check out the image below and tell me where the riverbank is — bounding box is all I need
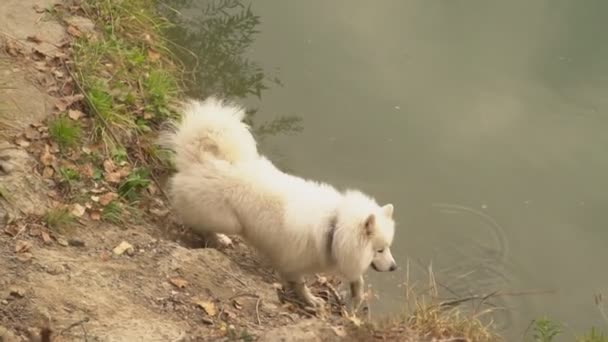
[0,1,501,341]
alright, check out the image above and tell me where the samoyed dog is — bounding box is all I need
[162,97,397,308]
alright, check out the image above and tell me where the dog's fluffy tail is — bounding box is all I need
[161,97,258,170]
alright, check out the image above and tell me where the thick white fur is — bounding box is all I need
[162,97,397,307]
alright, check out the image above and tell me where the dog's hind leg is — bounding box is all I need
[284,274,325,308]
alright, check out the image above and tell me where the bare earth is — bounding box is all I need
[0,1,349,341]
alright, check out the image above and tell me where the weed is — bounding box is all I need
[144,70,178,118]
[48,115,81,149]
[578,327,608,342]
[44,207,75,231]
[528,317,561,342]
[118,168,151,200]
[102,200,123,223]
[59,167,80,183]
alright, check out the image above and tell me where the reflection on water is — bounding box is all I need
[165,0,608,339]
[161,0,301,139]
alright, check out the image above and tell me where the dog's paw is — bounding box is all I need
[305,295,326,308]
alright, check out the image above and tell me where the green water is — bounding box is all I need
[164,0,608,338]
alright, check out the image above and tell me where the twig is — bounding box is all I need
[60,317,90,336]
[255,297,262,325]
[11,225,27,239]
[228,292,259,301]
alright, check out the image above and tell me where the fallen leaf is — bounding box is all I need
[40,145,55,166]
[90,195,100,202]
[331,326,347,337]
[149,208,169,217]
[55,95,84,111]
[68,109,84,120]
[4,225,21,237]
[148,48,161,62]
[104,172,121,183]
[113,241,134,255]
[15,240,32,253]
[57,237,69,247]
[71,203,86,217]
[233,300,242,310]
[168,277,188,289]
[16,253,33,262]
[27,35,44,44]
[42,166,54,178]
[98,192,117,206]
[80,163,94,177]
[272,282,283,290]
[193,299,216,316]
[103,159,116,173]
[67,25,82,37]
[15,138,30,147]
[24,127,40,140]
[41,231,52,244]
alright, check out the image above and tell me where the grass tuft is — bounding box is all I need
[118,168,151,201]
[44,207,75,231]
[48,115,81,149]
[102,200,123,223]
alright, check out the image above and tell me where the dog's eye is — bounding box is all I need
[377,248,385,253]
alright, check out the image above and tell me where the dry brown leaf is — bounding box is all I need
[80,163,94,178]
[149,208,169,217]
[57,237,69,247]
[55,95,84,111]
[24,127,40,140]
[90,195,100,202]
[98,192,117,206]
[347,315,362,327]
[17,252,33,262]
[67,25,82,37]
[193,299,216,316]
[15,240,32,253]
[16,138,30,147]
[41,231,52,244]
[169,277,188,289]
[68,109,84,120]
[71,203,86,217]
[148,48,161,62]
[331,326,347,337]
[42,167,54,178]
[117,167,131,178]
[82,146,92,154]
[40,144,55,166]
[103,159,116,173]
[27,35,44,44]
[90,210,101,221]
[104,172,121,183]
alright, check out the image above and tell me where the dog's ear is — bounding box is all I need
[364,214,375,236]
[382,204,394,218]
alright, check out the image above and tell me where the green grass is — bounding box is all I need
[118,168,151,201]
[59,167,80,183]
[44,207,75,231]
[527,317,608,342]
[102,200,123,223]
[48,115,82,149]
[144,70,178,118]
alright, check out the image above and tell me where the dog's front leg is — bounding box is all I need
[285,275,325,308]
[350,276,365,310]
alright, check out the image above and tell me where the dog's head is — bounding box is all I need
[334,191,397,278]
[364,203,397,273]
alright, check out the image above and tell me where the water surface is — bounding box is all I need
[165,0,608,337]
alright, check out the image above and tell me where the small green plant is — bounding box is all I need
[102,200,123,223]
[530,317,562,342]
[44,207,75,231]
[59,167,80,183]
[144,70,177,118]
[118,168,151,200]
[48,115,81,149]
[578,327,608,342]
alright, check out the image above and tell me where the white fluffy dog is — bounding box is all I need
[162,98,397,307]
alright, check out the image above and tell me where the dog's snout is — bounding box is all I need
[389,263,397,272]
